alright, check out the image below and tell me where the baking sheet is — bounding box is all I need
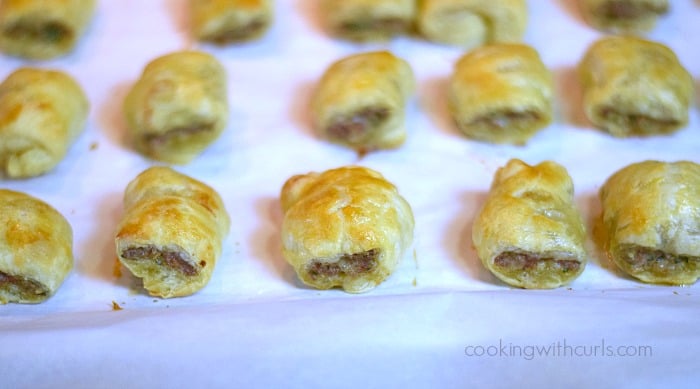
[1,0,699,387]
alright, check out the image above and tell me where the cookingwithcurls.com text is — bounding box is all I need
[464,339,652,360]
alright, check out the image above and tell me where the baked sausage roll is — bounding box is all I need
[472,159,587,289]
[578,36,692,138]
[0,0,95,59]
[0,68,89,178]
[322,0,415,41]
[417,0,527,48]
[281,166,414,293]
[580,0,669,34]
[448,43,553,144]
[115,167,230,298]
[0,190,73,304]
[311,51,414,152]
[191,0,273,44]
[124,51,229,164]
[600,161,700,285]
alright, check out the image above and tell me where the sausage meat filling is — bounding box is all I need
[494,251,581,273]
[468,110,540,130]
[622,247,699,277]
[600,1,668,20]
[0,271,49,302]
[327,107,390,142]
[307,248,379,280]
[121,245,198,276]
[3,22,70,43]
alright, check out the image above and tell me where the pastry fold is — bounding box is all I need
[0,0,95,59]
[449,43,553,144]
[417,0,527,48]
[311,51,414,152]
[0,190,73,304]
[578,36,692,137]
[322,0,415,41]
[281,166,414,293]
[0,68,89,178]
[115,167,230,298]
[472,159,587,289]
[124,51,229,164]
[600,161,700,285]
[580,0,669,33]
[191,0,272,44]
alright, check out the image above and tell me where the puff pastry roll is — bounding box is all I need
[417,0,527,48]
[0,190,73,304]
[124,51,229,164]
[0,0,95,59]
[472,159,587,289]
[281,166,414,293]
[191,0,273,44]
[600,161,700,285]
[0,68,89,178]
[578,36,692,138]
[115,167,230,298]
[448,43,553,144]
[322,0,415,41]
[311,51,414,152]
[580,0,669,33]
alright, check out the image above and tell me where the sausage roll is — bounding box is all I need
[311,51,415,152]
[600,161,700,285]
[580,0,669,34]
[322,0,415,41]
[281,166,414,293]
[124,51,229,164]
[578,36,692,138]
[417,0,527,48]
[472,159,587,289]
[0,190,73,304]
[0,68,89,178]
[115,167,230,298]
[0,0,95,59]
[191,0,273,44]
[448,43,553,145]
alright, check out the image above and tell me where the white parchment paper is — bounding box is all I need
[1,1,699,387]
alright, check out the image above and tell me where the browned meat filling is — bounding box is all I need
[340,18,409,35]
[307,249,379,280]
[3,22,70,43]
[600,1,668,19]
[599,107,679,133]
[327,107,390,142]
[494,252,581,273]
[121,245,198,276]
[469,110,540,130]
[207,19,267,44]
[0,271,49,301]
[622,247,699,276]
[144,123,214,148]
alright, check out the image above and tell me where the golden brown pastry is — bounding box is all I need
[580,0,669,33]
[124,51,229,164]
[448,43,553,144]
[281,166,414,293]
[0,68,89,178]
[0,190,73,304]
[417,0,527,48]
[322,0,416,41]
[0,0,95,59]
[115,167,230,298]
[311,51,415,152]
[600,161,700,285]
[191,0,273,44]
[578,36,692,138]
[472,159,587,289]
